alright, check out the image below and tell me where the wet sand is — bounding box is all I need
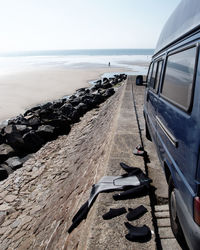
[0,66,129,122]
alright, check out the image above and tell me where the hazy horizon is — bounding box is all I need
[0,0,181,53]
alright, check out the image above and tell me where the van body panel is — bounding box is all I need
[144,7,200,246]
[176,189,200,250]
[155,0,200,55]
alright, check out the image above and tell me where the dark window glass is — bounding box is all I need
[147,63,153,85]
[150,62,158,88]
[161,47,196,110]
[154,61,163,91]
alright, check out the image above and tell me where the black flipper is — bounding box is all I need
[120,162,143,175]
[126,205,147,221]
[113,185,148,200]
[124,222,151,242]
[68,201,89,233]
[72,201,89,223]
[102,207,127,220]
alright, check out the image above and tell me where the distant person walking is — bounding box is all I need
[108,62,110,67]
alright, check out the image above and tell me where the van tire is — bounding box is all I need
[168,176,187,246]
[145,121,152,141]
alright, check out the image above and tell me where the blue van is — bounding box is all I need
[143,0,200,249]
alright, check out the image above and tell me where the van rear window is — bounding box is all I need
[161,47,196,111]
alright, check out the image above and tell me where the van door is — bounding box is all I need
[156,45,198,214]
[145,59,163,141]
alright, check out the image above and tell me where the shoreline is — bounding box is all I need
[0,66,130,122]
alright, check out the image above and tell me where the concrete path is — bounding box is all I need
[84,75,182,249]
[130,75,182,250]
[81,76,155,249]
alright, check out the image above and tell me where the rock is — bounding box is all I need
[0,144,15,163]
[92,93,105,105]
[50,99,65,109]
[103,77,109,83]
[60,103,75,116]
[8,114,29,126]
[92,81,102,91]
[40,102,52,110]
[0,167,8,181]
[36,125,55,141]
[27,116,41,128]
[0,163,14,175]
[5,156,23,170]
[0,134,4,144]
[76,87,86,92]
[103,88,115,98]
[24,105,41,116]
[15,125,31,135]
[46,119,71,135]
[60,103,80,123]
[0,120,8,131]
[39,108,55,121]
[95,79,102,84]
[69,97,81,107]
[101,82,112,89]
[68,94,76,101]
[4,125,25,153]
[23,131,44,153]
[76,103,88,116]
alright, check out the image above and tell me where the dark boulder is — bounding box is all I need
[24,105,41,116]
[39,108,60,122]
[103,88,115,98]
[1,163,13,175]
[95,79,102,84]
[92,93,105,105]
[5,156,23,170]
[8,115,29,126]
[4,125,25,152]
[60,103,80,123]
[50,99,65,109]
[68,95,76,101]
[15,125,31,135]
[101,82,112,89]
[46,119,71,135]
[40,102,52,110]
[61,103,75,115]
[0,144,15,163]
[0,167,8,181]
[0,134,5,144]
[27,115,41,128]
[103,77,109,83]
[69,97,81,107]
[23,131,44,153]
[91,80,102,91]
[36,125,55,141]
[76,103,88,116]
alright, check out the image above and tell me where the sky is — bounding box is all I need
[0,0,181,52]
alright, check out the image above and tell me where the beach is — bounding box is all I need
[0,67,128,122]
[0,50,151,122]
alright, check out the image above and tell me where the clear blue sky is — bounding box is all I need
[0,0,181,52]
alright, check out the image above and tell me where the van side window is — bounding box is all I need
[154,60,163,91]
[150,62,158,88]
[161,47,196,111]
[147,63,153,85]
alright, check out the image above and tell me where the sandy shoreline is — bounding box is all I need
[0,66,130,122]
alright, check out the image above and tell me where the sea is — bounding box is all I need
[0,49,154,76]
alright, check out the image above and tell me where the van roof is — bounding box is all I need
[154,0,200,56]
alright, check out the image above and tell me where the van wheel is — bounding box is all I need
[168,176,186,245]
[145,121,152,141]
